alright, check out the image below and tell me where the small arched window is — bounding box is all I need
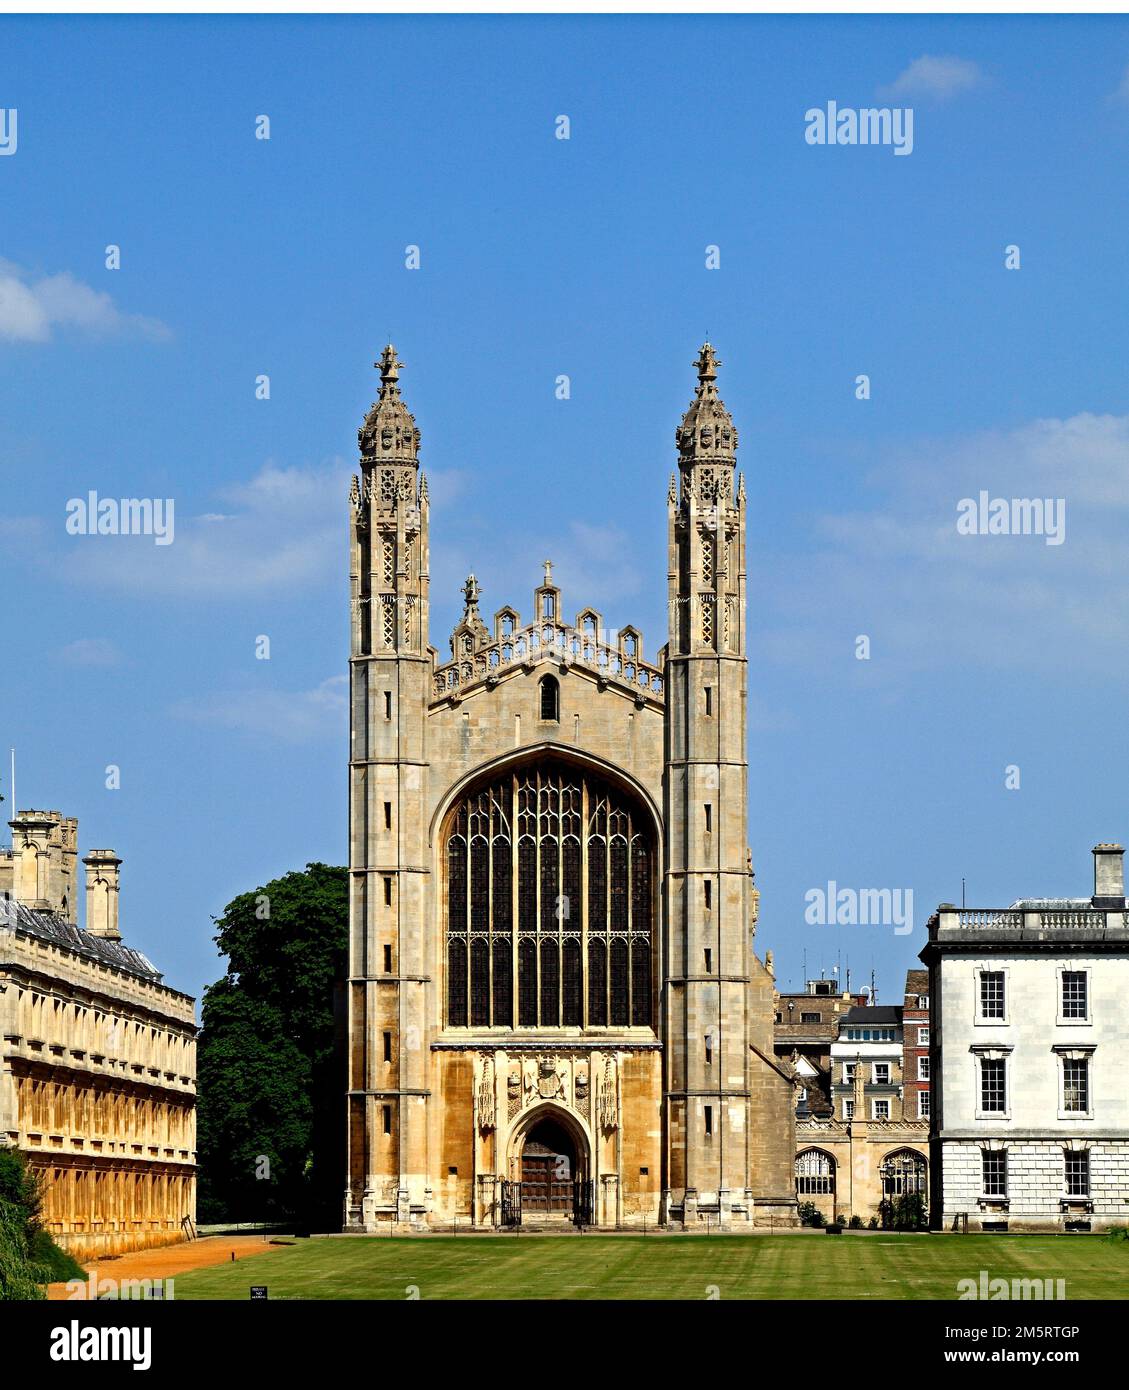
[539,674,559,722]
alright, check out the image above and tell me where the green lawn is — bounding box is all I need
[170,1233,1129,1300]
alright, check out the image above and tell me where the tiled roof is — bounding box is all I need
[1,901,162,982]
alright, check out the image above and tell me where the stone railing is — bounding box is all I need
[945,907,1120,933]
[957,910,1023,929]
[1038,909,1106,930]
[433,621,664,701]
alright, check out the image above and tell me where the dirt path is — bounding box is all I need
[47,1234,286,1300]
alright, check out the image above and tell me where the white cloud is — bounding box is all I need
[60,460,350,598]
[881,55,984,102]
[1111,63,1129,105]
[0,260,170,343]
[423,468,469,508]
[57,637,121,667]
[760,411,1129,682]
[172,675,347,744]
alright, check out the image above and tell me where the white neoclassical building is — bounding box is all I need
[922,843,1129,1232]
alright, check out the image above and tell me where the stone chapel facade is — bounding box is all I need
[344,344,797,1229]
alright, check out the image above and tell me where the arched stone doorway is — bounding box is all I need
[506,1103,592,1225]
[521,1115,576,1215]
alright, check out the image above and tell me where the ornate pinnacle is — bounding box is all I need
[462,573,482,615]
[693,342,721,395]
[377,344,403,398]
[359,344,420,464]
[677,342,737,464]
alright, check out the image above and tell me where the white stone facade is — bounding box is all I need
[924,846,1129,1233]
[940,1140,1129,1224]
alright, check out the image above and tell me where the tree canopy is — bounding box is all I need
[196,863,347,1227]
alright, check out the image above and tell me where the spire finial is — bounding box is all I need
[376,344,403,397]
[462,573,481,613]
[543,558,554,586]
[693,342,721,394]
[676,342,737,464]
[360,344,420,463]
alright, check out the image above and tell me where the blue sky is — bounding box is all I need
[3,14,1129,1006]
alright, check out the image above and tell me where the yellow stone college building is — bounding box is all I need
[0,812,197,1259]
[344,344,797,1229]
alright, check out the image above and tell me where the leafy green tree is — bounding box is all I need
[196,864,347,1228]
[0,1148,83,1298]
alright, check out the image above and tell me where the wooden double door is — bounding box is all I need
[520,1118,577,1214]
[521,1142,573,1213]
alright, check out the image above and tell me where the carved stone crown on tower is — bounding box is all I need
[676,342,738,465]
[359,344,421,465]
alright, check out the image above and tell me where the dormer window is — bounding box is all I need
[539,674,560,722]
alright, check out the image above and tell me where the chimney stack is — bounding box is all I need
[83,850,122,941]
[1092,843,1125,910]
[7,810,79,920]
[9,810,56,908]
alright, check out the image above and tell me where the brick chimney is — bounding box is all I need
[1092,843,1125,910]
[83,850,122,941]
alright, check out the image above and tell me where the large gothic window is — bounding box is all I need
[445,762,654,1028]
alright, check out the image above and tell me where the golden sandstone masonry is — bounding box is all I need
[0,812,196,1259]
[345,346,797,1229]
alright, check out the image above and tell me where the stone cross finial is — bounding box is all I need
[543,559,553,586]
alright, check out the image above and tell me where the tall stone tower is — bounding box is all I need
[342,342,795,1232]
[345,346,432,1229]
[662,344,758,1224]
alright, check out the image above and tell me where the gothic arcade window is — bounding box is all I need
[881,1149,927,1198]
[445,761,654,1028]
[795,1148,835,1196]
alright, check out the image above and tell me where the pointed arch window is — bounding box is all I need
[444,763,654,1029]
[539,675,560,722]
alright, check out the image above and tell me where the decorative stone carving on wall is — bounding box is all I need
[535,1056,569,1104]
[598,1056,619,1133]
[574,1065,590,1121]
[493,1053,606,1126]
[477,1057,495,1132]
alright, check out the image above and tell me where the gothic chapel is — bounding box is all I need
[345,344,797,1229]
